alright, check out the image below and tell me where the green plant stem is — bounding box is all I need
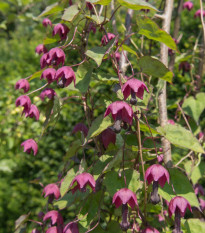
[136,115,147,224]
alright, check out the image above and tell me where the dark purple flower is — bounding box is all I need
[63,222,79,233]
[40,52,50,69]
[40,88,56,101]
[86,2,93,11]
[168,119,175,125]
[113,188,138,231]
[194,184,205,196]
[179,61,191,75]
[122,78,149,105]
[15,79,30,93]
[43,183,60,201]
[199,132,204,140]
[23,104,40,121]
[168,38,178,56]
[145,164,169,204]
[157,213,165,222]
[38,211,44,219]
[101,128,116,149]
[183,1,194,11]
[112,188,138,209]
[104,101,133,126]
[111,52,121,62]
[157,154,164,164]
[168,196,192,217]
[56,66,76,87]
[21,139,38,156]
[168,196,192,233]
[42,18,52,27]
[31,229,40,233]
[194,9,205,18]
[70,173,96,194]
[141,227,160,233]
[35,44,48,55]
[101,33,116,46]
[145,164,169,187]
[46,226,63,233]
[47,48,66,67]
[72,123,88,137]
[199,198,205,211]
[43,210,63,225]
[16,95,31,112]
[69,0,72,6]
[53,24,70,41]
[88,22,96,34]
[41,68,56,84]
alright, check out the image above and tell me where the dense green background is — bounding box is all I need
[0,0,205,232]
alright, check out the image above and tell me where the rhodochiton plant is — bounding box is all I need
[11,0,205,233]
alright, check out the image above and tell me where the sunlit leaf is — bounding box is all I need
[158,168,199,207]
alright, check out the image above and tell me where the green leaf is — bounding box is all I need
[76,66,93,93]
[55,190,88,209]
[184,161,205,184]
[64,139,82,161]
[122,44,137,56]
[85,15,108,24]
[15,214,29,232]
[88,0,112,6]
[49,95,61,124]
[43,33,61,45]
[79,191,102,227]
[62,5,80,22]
[28,70,43,81]
[0,159,16,173]
[38,3,63,17]
[182,93,205,123]
[104,169,141,196]
[60,168,76,196]
[138,17,177,50]
[157,124,204,153]
[85,38,116,66]
[138,56,173,83]
[158,168,199,207]
[87,114,113,139]
[117,0,158,11]
[184,219,205,233]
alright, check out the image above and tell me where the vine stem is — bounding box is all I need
[26,83,48,96]
[136,114,147,223]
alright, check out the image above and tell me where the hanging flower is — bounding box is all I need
[42,18,52,27]
[168,196,192,233]
[43,210,63,225]
[145,164,169,204]
[101,33,116,46]
[53,24,70,41]
[21,139,38,156]
[56,66,76,88]
[70,173,95,194]
[183,1,194,11]
[35,44,48,55]
[15,79,30,93]
[43,183,60,203]
[122,78,149,105]
[101,128,116,149]
[40,68,56,84]
[72,123,88,137]
[40,88,56,101]
[104,101,133,133]
[113,188,138,231]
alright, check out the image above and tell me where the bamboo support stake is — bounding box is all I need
[158,0,174,168]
